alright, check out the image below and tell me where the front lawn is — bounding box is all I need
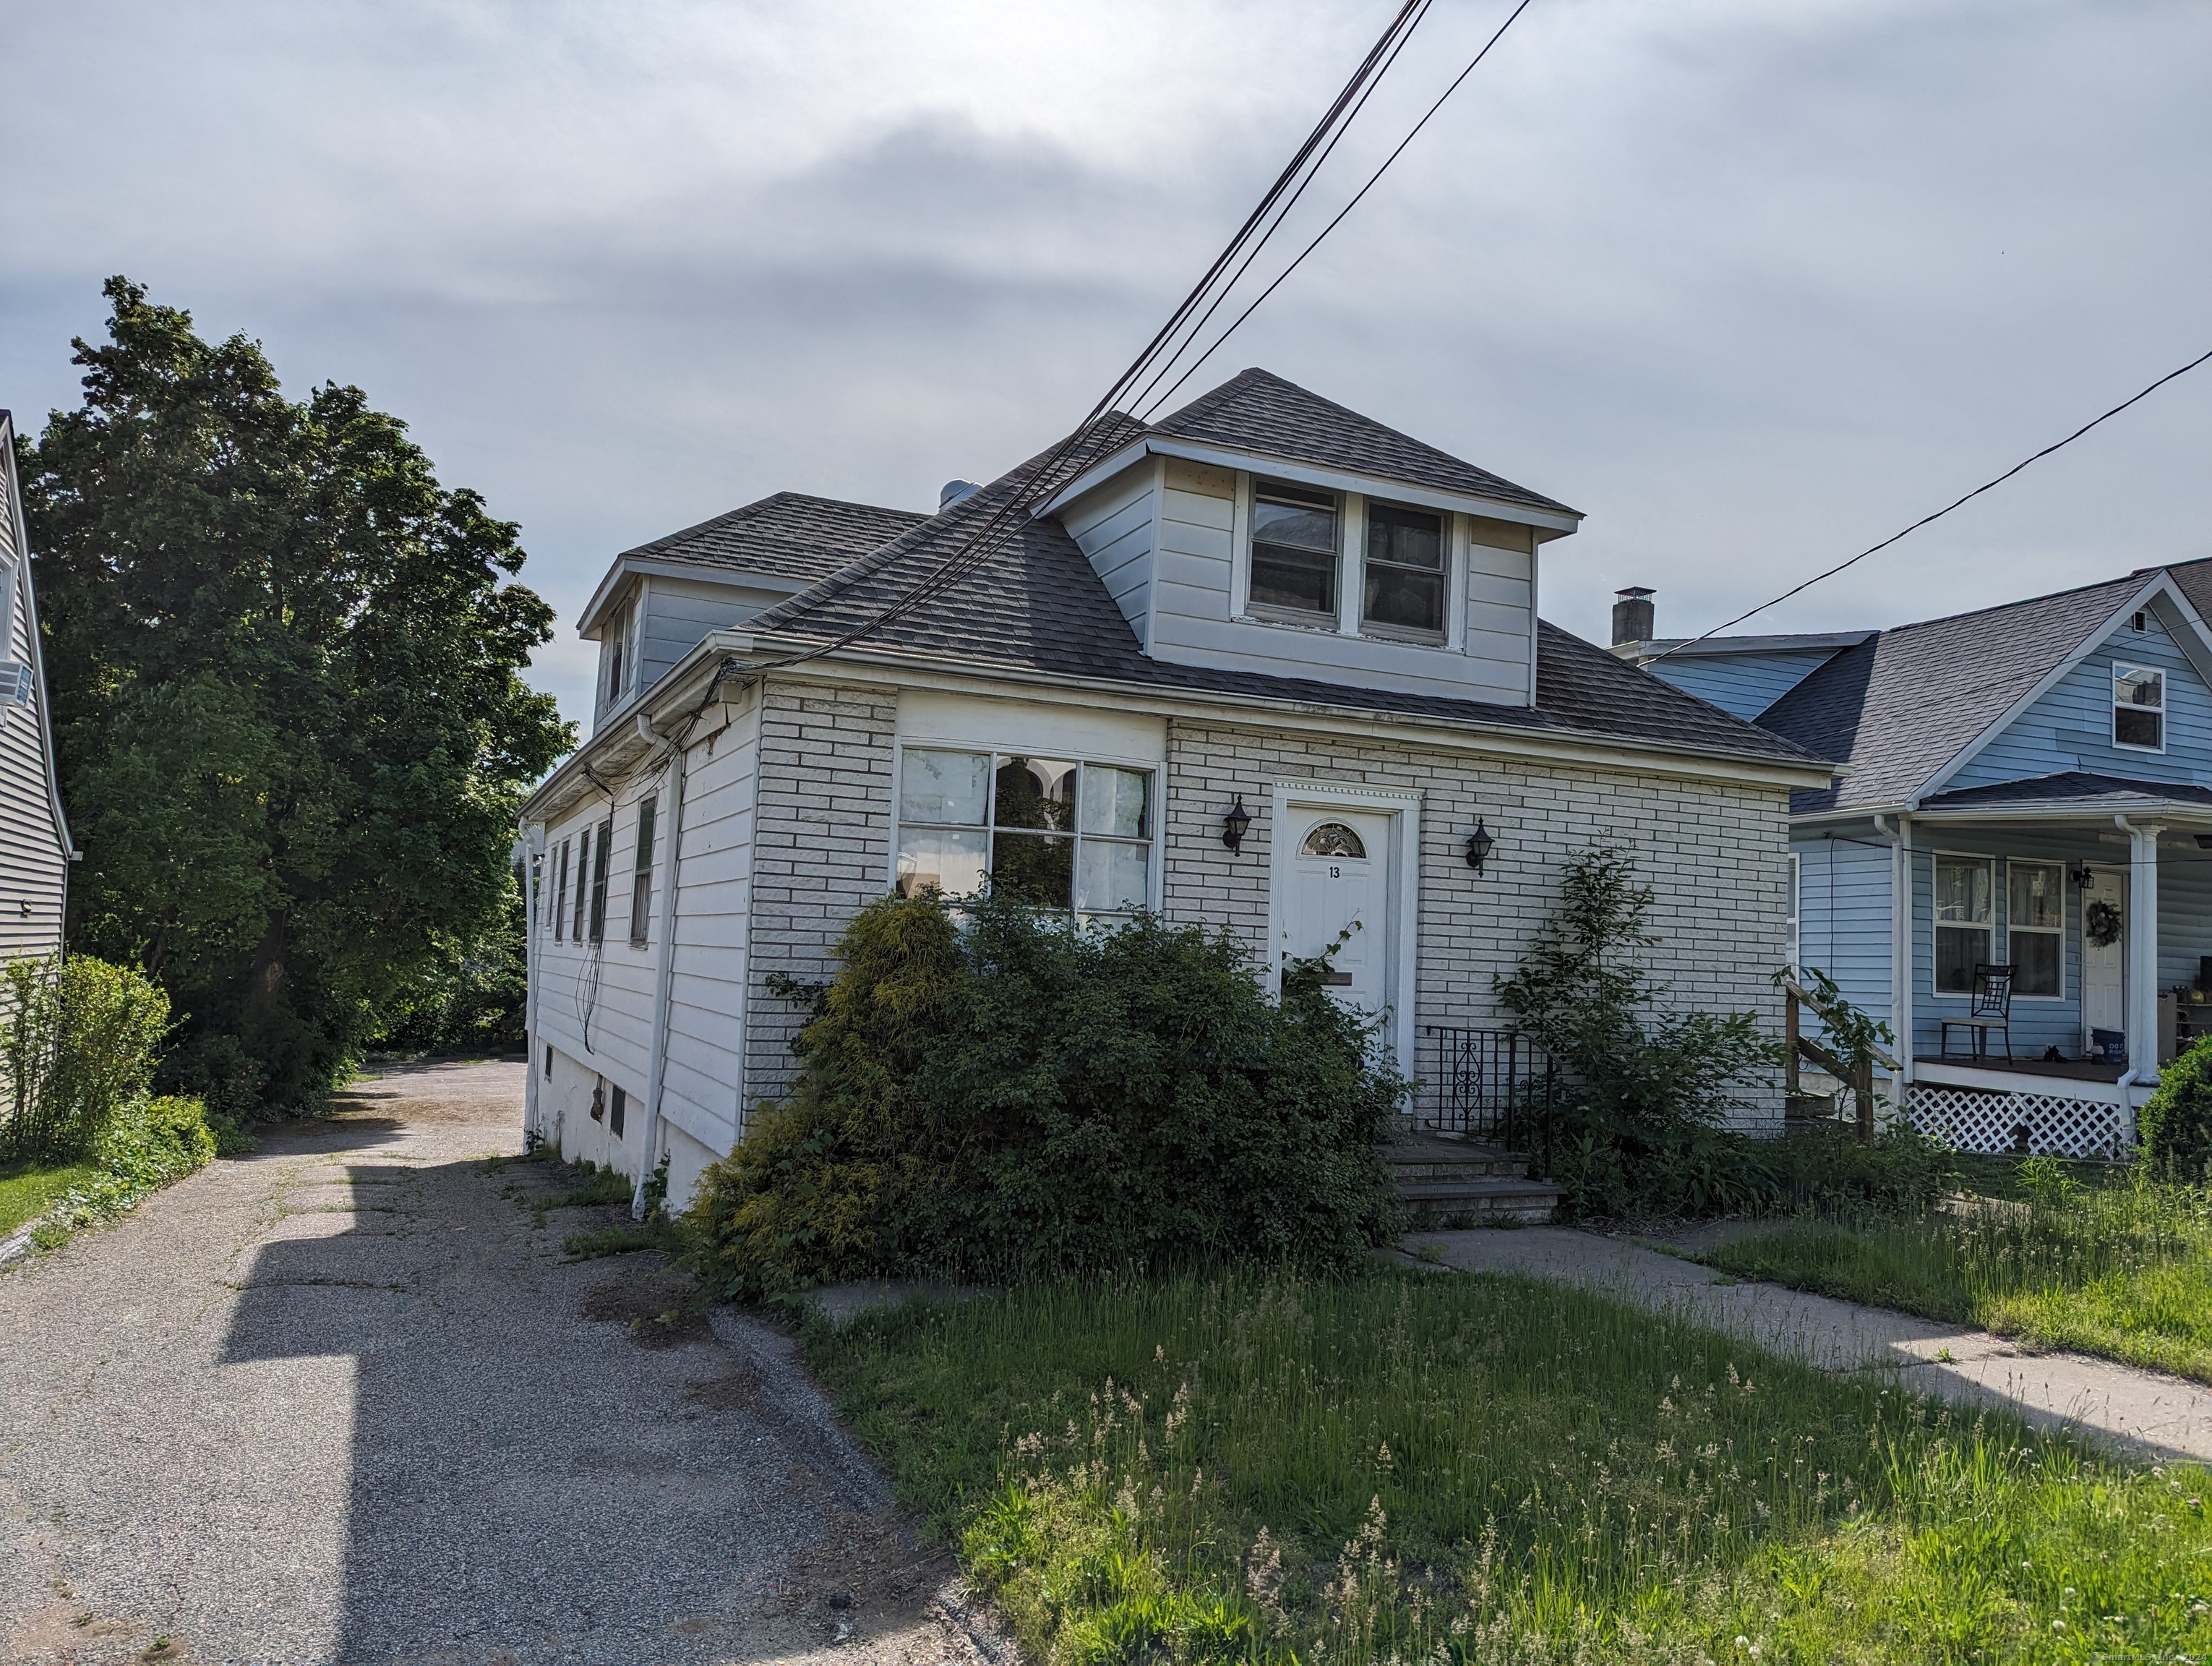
[812,1268,2212,1665]
[1701,1166,2212,1382]
[0,1157,101,1236]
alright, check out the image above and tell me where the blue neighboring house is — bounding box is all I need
[1611,564,2212,1156]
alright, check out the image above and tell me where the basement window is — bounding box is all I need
[895,748,1152,923]
[1248,481,1340,623]
[609,1083,627,1138]
[2114,664,2164,751]
[1360,500,1447,642]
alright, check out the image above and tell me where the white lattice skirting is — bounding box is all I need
[1906,1084,2126,1159]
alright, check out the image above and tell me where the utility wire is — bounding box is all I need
[1140,0,1538,419]
[1647,344,2212,662]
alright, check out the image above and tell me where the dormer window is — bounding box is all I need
[603,598,635,709]
[1248,481,1340,623]
[2114,664,2163,751]
[1361,501,1446,641]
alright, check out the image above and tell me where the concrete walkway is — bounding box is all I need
[0,1059,993,1666]
[1405,1226,2212,1466]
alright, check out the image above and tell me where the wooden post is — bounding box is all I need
[1856,1057,1875,1145]
[1785,987,1801,1098]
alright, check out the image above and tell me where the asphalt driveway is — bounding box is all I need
[0,1060,982,1666]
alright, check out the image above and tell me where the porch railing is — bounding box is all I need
[1422,1026,1556,1175]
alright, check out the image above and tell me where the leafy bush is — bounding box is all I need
[691,893,1406,1299]
[31,1094,217,1240]
[0,954,171,1162]
[2140,1035,2212,1177]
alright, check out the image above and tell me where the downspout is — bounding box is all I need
[633,712,688,1220]
[515,821,544,1142]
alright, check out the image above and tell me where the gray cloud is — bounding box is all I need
[4,0,2208,728]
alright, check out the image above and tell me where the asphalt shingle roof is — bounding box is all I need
[1757,573,2147,814]
[1150,369,1578,517]
[1920,772,2212,811]
[621,491,930,586]
[740,423,1822,769]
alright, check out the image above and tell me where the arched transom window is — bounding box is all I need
[1300,821,1367,859]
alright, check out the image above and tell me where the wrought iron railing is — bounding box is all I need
[1423,1025,1556,1175]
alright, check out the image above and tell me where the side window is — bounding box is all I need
[2114,664,2164,751]
[1248,481,1340,625]
[552,840,570,941]
[587,820,612,943]
[1933,854,1993,994]
[609,1083,627,1138]
[2007,861,2063,998]
[629,797,656,947]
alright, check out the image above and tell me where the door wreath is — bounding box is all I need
[2086,900,2122,949]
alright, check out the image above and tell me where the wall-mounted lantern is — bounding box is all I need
[1222,795,1253,853]
[2070,863,2096,889]
[1465,818,1496,874]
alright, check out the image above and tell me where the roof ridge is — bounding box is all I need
[621,490,926,563]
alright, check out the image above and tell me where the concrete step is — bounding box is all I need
[1383,1135,1530,1182]
[1397,1176,1561,1226]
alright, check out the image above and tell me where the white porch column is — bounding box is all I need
[1895,815,1914,1085]
[2124,819,2162,1081]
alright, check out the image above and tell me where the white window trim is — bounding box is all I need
[2112,661,2166,754]
[2002,858,2067,1002]
[1786,851,1801,976]
[1230,471,1468,654]
[1929,849,1995,1001]
[1265,778,1421,1079]
[1337,492,1365,637]
[887,742,1164,915]
[1354,493,1458,648]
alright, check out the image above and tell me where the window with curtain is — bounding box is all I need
[896,748,1152,923]
[1934,854,1993,994]
[2007,861,2064,997]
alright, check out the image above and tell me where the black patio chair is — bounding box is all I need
[1940,963,2015,1061]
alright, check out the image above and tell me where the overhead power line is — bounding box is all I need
[1647,344,2212,662]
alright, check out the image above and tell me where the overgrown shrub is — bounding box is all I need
[32,1093,218,1236]
[691,893,1406,1299]
[2140,1035,2212,1177]
[0,954,171,1162]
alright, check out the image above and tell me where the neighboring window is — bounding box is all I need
[629,797,656,947]
[1248,481,1339,623]
[1300,821,1368,858]
[2007,861,2064,998]
[553,840,570,941]
[609,1083,627,1138]
[895,748,1152,922]
[2114,664,2164,750]
[587,819,612,943]
[1934,854,1994,994]
[1361,501,1447,641]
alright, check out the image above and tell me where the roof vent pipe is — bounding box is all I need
[939,479,982,512]
[1611,586,1655,648]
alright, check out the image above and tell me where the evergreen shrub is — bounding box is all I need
[2140,1035,2212,1177]
[690,893,1407,1299]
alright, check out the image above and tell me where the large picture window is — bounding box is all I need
[1248,481,1340,623]
[1934,854,1993,994]
[1361,500,1447,641]
[2007,861,2064,998]
[2114,664,2164,751]
[896,748,1152,921]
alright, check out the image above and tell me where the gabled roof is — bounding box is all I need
[1149,368,1578,518]
[622,491,928,585]
[740,419,1824,769]
[1759,571,2164,815]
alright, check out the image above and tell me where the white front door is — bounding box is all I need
[2082,867,2126,1050]
[1279,807,1394,1015]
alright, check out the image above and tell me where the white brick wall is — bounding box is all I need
[1162,721,1791,1132]
[742,682,899,1106]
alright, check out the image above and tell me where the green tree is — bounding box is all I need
[17,278,570,1110]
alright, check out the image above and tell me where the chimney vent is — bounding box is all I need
[1611,586,1655,648]
[939,479,982,512]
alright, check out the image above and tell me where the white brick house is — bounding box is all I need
[518,371,1835,1207]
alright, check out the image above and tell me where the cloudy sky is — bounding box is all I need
[4,0,2208,735]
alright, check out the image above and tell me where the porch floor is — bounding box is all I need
[1913,1053,2125,1085]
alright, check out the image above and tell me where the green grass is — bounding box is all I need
[0,1158,101,1236]
[812,1267,2212,1665]
[1702,1166,2212,1381]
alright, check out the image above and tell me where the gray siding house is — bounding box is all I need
[520,371,1834,1206]
[1621,563,2212,1157]
[0,411,76,964]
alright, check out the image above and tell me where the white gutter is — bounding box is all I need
[632,710,689,1220]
